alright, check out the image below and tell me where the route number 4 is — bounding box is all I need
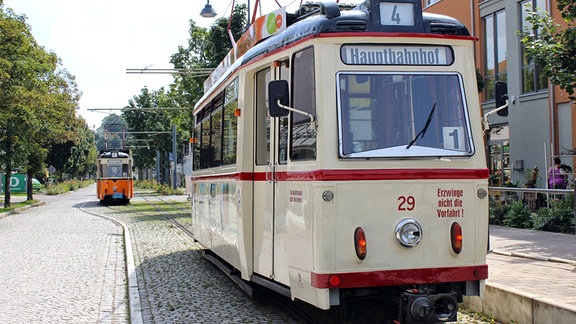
[381,3,414,26]
[391,5,401,24]
[398,196,415,211]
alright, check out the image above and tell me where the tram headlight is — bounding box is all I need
[395,218,422,247]
[113,186,118,192]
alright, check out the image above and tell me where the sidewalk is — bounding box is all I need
[0,188,127,323]
[464,225,576,324]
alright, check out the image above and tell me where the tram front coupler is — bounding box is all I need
[399,290,458,323]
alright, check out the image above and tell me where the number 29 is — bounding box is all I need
[398,195,415,211]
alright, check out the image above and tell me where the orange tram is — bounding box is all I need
[96,149,133,204]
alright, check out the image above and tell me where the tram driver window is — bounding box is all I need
[338,73,472,158]
[107,162,123,178]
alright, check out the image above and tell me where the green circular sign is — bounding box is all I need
[266,13,277,34]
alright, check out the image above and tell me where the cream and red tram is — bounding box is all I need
[190,1,489,322]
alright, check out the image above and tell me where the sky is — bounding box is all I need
[3,0,362,130]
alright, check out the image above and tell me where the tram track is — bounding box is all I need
[138,194,195,239]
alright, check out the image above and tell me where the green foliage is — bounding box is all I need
[134,180,156,190]
[490,194,575,233]
[95,114,128,152]
[489,200,511,225]
[134,180,185,195]
[0,199,40,214]
[531,205,573,233]
[45,180,94,195]
[1,5,92,207]
[120,4,249,184]
[520,2,576,99]
[503,200,533,228]
[531,195,575,233]
[204,4,248,67]
[122,87,181,173]
[155,184,185,196]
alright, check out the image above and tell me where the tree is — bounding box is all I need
[520,0,576,99]
[27,68,83,194]
[170,4,247,107]
[1,6,58,207]
[1,4,90,204]
[204,4,248,67]
[95,114,128,151]
[64,125,97,179]
[123,86,185,184]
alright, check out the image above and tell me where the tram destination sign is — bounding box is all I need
[341,44,453,66]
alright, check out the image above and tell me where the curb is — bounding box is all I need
[490,249,576,266]
[0,201,46,219]
[79,205,143,324]
[464,282,576,324]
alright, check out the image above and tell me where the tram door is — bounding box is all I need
[253,62,290,285]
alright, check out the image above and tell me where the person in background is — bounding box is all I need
[548,157,568,189]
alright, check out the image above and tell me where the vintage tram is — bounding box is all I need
[96,149,133,204]
[189,1,489,322]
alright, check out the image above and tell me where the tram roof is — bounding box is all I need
[241,9,470,65]
[194,1,470,113]
[99,149,130,158]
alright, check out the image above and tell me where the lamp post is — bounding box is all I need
[200,0,252,28]
[200,0,218,18]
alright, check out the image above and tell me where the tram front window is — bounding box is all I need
[106,162,130,178]
[337,73,473,158]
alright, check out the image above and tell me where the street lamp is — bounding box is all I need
[200,0,218,18]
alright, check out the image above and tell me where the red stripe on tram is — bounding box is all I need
[311,265,489,289]
[191,168,489,182]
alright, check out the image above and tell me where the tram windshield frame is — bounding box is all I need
[100,160,132,178]
[337,72,474,158]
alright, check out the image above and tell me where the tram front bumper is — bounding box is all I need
[399,291,458,323]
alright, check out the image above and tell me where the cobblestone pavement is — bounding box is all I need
[88,195,302,324]
[0,190,127,323]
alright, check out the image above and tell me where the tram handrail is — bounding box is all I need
[489,186,574,195]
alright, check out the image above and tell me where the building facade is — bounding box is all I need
[424,0,575,188]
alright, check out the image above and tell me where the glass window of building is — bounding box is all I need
[519,0,548,93]
[488,124,510,186]
[483,10,507,101]
[426,0,442,6]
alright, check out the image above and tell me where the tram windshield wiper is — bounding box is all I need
[406,103,437,149]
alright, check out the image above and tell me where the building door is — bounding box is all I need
[488,124,510,186]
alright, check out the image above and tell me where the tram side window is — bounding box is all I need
[291,46,316,161]
[193,125,201,171]
[211,107,223,167]
[194,79,239,170]
[99,163,106,178]
[223,78,238,165]
[200,115,211,169]
[122,163,130,177]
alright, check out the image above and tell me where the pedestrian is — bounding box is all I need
[548,157,568,189]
